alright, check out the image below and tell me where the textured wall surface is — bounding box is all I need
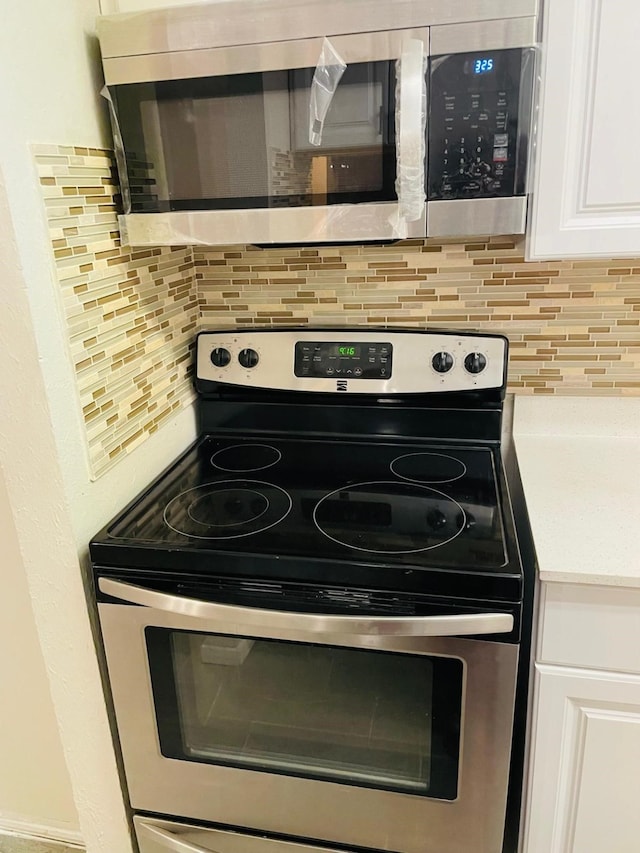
[35,145,198,477]
[36,148,640,477]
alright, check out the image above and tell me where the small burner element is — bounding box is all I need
[164,480,292,540]
[313,481,466,554]
[390,452,466,484]
[211,443,282,473]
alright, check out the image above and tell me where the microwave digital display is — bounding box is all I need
[473,57,495,74]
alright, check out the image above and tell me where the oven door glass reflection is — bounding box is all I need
[147,630,463,799]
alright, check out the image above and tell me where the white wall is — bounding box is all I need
[0,468,79,842]
[0,1,196,850]
[100,0,204,12]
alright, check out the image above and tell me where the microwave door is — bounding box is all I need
[108,30,429,246]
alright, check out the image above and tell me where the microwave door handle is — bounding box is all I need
[137,819,221,853]
[99,578,514,637]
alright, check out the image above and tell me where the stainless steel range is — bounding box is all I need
[90,328,534,853]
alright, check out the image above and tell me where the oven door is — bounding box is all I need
[102,29,428,245]
[98,577,519,853]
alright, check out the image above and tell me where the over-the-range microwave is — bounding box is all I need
[97,0,538,247]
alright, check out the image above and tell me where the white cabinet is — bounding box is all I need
[524,666,640,853]
[527,0,640,259]
[522,583,640,853]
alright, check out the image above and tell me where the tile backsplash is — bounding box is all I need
[36,147,640,477]
[35,145,197,478]
[195,241,640,396]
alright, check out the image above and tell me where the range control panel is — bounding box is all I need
[428,48,529,201]
[197,330,508,394]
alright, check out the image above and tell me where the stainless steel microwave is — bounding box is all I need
[97,0,538,247]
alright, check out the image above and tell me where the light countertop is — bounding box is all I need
[512,396,640,587]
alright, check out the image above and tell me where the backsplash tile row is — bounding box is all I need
[195,240,640,395]
[36,147,640,478]
[35,145,198,478]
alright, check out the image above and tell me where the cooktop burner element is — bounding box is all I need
[390,452,467,484]
[211,443,282,472]
[163,480,292,539]
[313,481,466,554]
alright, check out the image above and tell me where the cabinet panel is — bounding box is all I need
[539,583,640,674]
[523,665,640,853]
[527,0,640,259]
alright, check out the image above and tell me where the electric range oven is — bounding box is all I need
[90,328,534,853]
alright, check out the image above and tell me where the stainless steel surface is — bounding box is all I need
[196,329,508,393]
[518,47,538,196]
[101,0,539,245]
[119,203,426,248]
[97,0,539,59]
[102,28,429,86]
[137,819,215,853]
[430,16,537,55]
[100,599,519,853]
[427,196,528,237]
[135,816,358,853]
[100,578,514,637]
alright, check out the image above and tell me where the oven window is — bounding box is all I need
[146,630,462,799]
[108,61,397,213]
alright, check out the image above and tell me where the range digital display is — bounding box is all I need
[336,345,360,358]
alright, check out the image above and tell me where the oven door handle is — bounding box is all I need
[136,818,219,853]
[99,578,514,636]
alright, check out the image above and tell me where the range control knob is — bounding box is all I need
[432,351,454,373]
[210,347,231,368]
[238,348,259,369]
[464,352,487,374]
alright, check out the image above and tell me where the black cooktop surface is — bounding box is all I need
[91,434,522,599]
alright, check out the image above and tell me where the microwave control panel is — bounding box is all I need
[427,48,529,202]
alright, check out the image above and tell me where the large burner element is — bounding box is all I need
[313,481,466,554]
[211,443,282,472]
[164,480,292,540]
[390,452,466,484]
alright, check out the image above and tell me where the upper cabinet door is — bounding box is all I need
[527,0,640,259]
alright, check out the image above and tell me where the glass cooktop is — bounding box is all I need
[100,435,510,576]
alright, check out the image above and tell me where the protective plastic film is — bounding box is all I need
[308,37,347,146]
[101,85,132,216]
[118,202,426,248]
[389,39,427,239]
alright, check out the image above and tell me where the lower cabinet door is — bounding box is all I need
[523,664,640,853]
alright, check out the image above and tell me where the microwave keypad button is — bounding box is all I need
[494,133,508,147]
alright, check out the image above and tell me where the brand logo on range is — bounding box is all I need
[336,380,348,391]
